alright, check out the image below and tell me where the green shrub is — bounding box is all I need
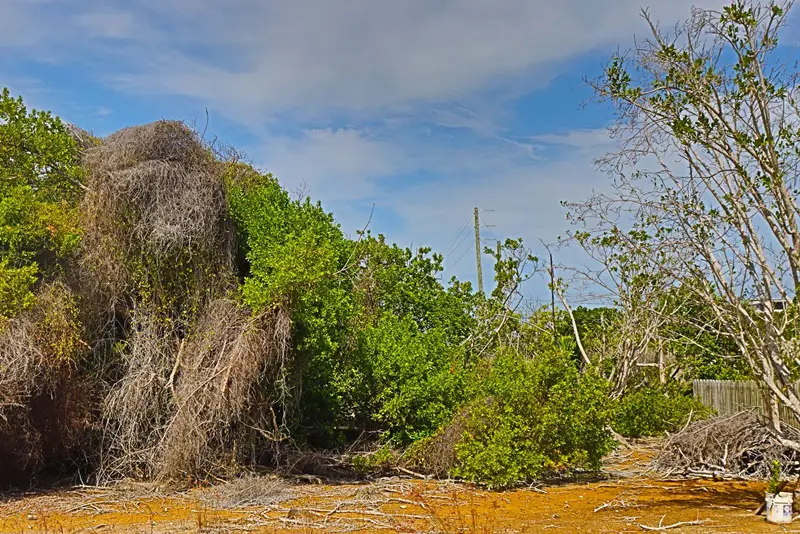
[0,260,38,318]
[358,313,470,445]
[453,348,615,489]
[0,88,83,320]
[613,385,710,438]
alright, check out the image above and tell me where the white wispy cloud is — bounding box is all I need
[256,122,618,291]
[1,0,728,118]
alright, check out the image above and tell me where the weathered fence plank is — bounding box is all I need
[693,379,800,429]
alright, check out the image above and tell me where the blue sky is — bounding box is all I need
[1,0,737,304]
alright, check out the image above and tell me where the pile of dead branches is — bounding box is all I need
[653,411,800,479]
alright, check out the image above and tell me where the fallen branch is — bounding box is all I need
[394,466,429,479]
[594,501,613,513]
[638,516,709,531]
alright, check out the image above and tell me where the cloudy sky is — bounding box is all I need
[1,0,736,301]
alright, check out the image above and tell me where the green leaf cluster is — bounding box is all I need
[454,347,615,489]
[0,88,83,318]
[613,384,711,438]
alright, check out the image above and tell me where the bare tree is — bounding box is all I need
[559,229,685,396]
[567,0,800,442]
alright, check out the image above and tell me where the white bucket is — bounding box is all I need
[766,491,793,524]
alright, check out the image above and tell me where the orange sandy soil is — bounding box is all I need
[0,448,794,533]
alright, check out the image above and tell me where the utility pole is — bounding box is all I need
[540,239,557,341]
[474,207,483,294]
[549,248,557,340]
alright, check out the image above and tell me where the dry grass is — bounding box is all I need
[198,474,293,509]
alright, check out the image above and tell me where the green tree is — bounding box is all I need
[0,88,83,318]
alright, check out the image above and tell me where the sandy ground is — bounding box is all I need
[0,446,794,533]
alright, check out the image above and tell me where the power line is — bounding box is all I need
[442,216,472,257]
[444,225,471,257]
[448,246,472,272]
[446,231,472,259]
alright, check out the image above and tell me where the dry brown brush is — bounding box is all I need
[156,299,291,480]
[98,309,181,481]
[653,412,800,479]
[80,120,300,483]
[80,120,233,311]
[0,283,92,488]
[99,302,292,482]
[405,408,469,478]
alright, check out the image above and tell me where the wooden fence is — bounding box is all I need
[693,379,800,429]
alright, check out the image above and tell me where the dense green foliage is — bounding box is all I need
[355,313,470,444]
[454,348,615,489]
[613,385,710,438]
[0,88,83,319]
[225,166,480,445]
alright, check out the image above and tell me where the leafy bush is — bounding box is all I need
[225,164,356,437]
[613,385,710,438]
[453,348,615,489]
[353,234,479,338]
[0,88,83,319]
[315,235,480,444]
[225,164,348,312]
[356,313,470,445]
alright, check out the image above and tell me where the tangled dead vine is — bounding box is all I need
[157,299,292,480]
[78,120,301,483]
[99,310,181,481]
[199,473,293,508]
[80,120,233,310]
[0,283,91,488]
[99,299,293,483]
[653,411,800,479]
